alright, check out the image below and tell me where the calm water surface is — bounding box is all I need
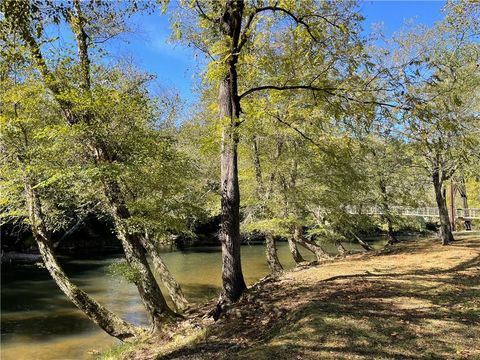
[1,240,385,360]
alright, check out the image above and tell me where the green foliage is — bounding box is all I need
[107,260,142,284]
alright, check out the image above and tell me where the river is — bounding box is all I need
[1,240,385,360]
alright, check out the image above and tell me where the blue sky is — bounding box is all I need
[105,1,446,106]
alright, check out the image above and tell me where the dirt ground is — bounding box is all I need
[104,233,480,360]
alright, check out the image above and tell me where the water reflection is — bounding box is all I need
[1,240,385,360]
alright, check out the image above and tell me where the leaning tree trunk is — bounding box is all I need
[351,232,373,251]
[433,172,454,245]
[103,181,177,330]
[140,235,189,311]
[25,183,141,341]
[295,233,332,262]
[265,234,283,273]
[289,226,305,264]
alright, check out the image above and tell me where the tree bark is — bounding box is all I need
[295,234,332,262]
[379,179,398,245]
[140,235,189,311]
[218,78,247,303]
[288,236,305,264]
[265,234,283,273]
[25,182,141,341]
[103,180,177,330]
[216,0,247,304]
[433,171,454,245]
[289,226,305,264]
[386,218,398,245]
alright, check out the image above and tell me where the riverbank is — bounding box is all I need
[101,232,480,360]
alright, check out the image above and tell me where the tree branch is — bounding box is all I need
[267,112,330,154]
[195,0,214,23]
[239,84,337,99]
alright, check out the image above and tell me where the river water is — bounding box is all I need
[1,240,385,360]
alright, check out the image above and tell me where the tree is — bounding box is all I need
[0,70,142,340]
[173,0,365,309]
[1,0,195,330]
[393,2,480,244]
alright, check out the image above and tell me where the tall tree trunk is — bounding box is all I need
[386,218,398,245]
[265,234,283,273]
[140,234,189,311]
[433,172,454,245]
[25,182,141,341]
[289,226,305,264]
[288,226,305,265]
[218,78,246,303]
[216,0,247,304]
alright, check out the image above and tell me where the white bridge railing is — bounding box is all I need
[345,206,480,219]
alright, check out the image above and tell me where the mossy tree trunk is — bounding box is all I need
[103,180,177,330]
[25,181,142,341]
[140,234,189,311]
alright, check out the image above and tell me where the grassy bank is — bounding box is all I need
[100,233,480,360]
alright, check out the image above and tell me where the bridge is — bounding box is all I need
[345,206,480,220]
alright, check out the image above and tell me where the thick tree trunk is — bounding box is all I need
[289,226,305,264]
[36,235,141,340]
[218,79,247,303]
[379,179,398,245]
[215,1,247,306]
[433,172,454,245]
[103,181,177,330]
[265,234,283,273]
[25,183,141,341]
[140,235,189,311]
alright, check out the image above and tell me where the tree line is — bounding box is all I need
[1,0,479,342]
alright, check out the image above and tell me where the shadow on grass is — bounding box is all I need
[158,241,479,360]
